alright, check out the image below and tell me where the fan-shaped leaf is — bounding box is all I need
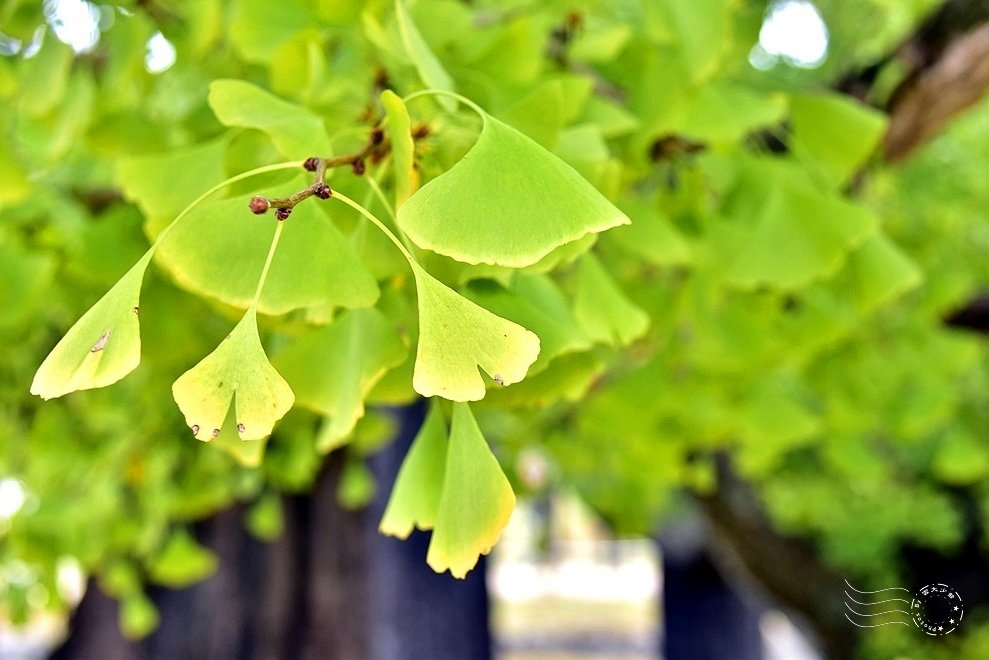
[379,402,448,538]
[394,0,454,109]
[465,274,590,372]
[208,79,332,158]
[712,159,876,290]
[274,308,407,451]
[426,403,515,578]
[574,253,649,346]
[31,251,153,400]
[172,309,294,441]
[155,189,378,314]
[411,263,540,401]
[397,112,629,267]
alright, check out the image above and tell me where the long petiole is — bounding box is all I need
[363,165,418,256]
[155,161,303,244]
[251,220,286,309]
[331,190,415,266]
[402,89,485,117]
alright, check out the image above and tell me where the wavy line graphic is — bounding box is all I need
[844,580,913,629]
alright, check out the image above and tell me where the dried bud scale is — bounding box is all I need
[275,207,292,221]
[314,182,332,199]
[352,159,366,176]
[303,157,320,172]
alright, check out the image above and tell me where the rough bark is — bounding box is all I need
[52,403,492,660]
[884,20,989,161]
[839,0,989,161]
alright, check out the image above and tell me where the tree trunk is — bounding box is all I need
[659,516,766,660]
[52,403,491,660]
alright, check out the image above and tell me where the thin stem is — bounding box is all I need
[402,89,486,118]
[365,170,396,219]
[155,161,303,244]
[331,190,416,266]
[251,220,286,308]
[363,167,418,257]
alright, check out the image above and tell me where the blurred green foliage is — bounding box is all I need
[1,1,988,656]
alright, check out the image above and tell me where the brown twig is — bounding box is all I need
[247,126,388,221]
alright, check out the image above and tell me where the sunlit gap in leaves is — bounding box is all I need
[750,0,829,70]
[44,0,103,53]
[145,31,176,73]
[0,477,27,521]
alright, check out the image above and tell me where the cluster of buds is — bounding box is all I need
[246,120,429,220]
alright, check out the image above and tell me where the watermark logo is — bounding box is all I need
[845,580,964,636]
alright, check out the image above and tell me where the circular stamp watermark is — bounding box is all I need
[844,580,964,636]
[910,583,964,636]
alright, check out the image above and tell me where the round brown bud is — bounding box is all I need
[275,207,292,221]
[370,127,384,145]
[303,157,320,172]
[351,159,366,176]
[314,183,332,199]
[249,196,270,214]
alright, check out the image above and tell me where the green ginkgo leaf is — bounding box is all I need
[465,273,591,373]
[116,137,229,235]
[274,308,407,451]
[712,158,876,290]
[411,263,540,401]
[172,308,294,441]
[146,530,218,588]
[208,406,269,467]
[381,89,417,207]
[31,250,153,400]
[208,79,332,158]
[837,233,922,312]
[379,402,448,538]
[483,352,605,408]
[426,403,515,579]
[394,0,455,110]
[155,189,378,314]
[789,92,887,189]
[573,253,649,346]
[397,110,630,267]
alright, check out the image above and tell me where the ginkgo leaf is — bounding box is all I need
[116,136,229,234]
[337,456,377,510]
[789,93,887,189]
[498,80,566,148]
[397,111,630,267]
[712,158,876,290]
[172,309,294,442]
[394,0,455,110]
[573,253,649,346]
[604,196,691,266]
[465,274,591,373]
[837,233,922,311]
[31,250,153,400]
[426,403,515,578]
[274,308,407,451]
[483,352,605,407]
[208,79,333,157]
[146,530,218,588]
[155,189,378,314]
[208,406,269,468]
[379,402,448,538]
[411,263,540,401]
[380,89,417,206]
